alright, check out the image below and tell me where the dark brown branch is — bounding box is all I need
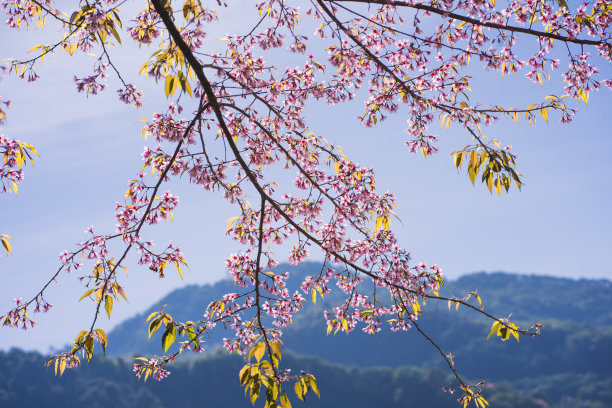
[327,0,604,46]
[150,0,535,339]
[413,321,468,388]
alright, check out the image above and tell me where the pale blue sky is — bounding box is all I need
[0,3,611,352]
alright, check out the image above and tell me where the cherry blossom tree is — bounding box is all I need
[1,0,609,406]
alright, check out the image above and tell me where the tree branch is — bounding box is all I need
[326,0,604,46]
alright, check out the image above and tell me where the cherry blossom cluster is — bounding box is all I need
[1,297,35,329]
[143,110,196,144]
[308,0,611,150]
[137,241,184,278]
[0,0,58,29]
[117,84,144,107]
[128,4,161,45]
[1,291,53,330]
[81,227,109,260]
[0,134,24,193]
[58,249,84,273]
[73,62,108,96]
[133,358,171,381]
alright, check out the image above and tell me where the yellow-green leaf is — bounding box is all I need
[249,342,265,363]
[468,166,477,185]
[59,358,67,376]
[79,288,95,301]
[174,261,184,280]
[104,295,113,319]
[96,328,108,354]
[280,392,292,408]
[162,325,177,353]
[374,216,382,233]
[510,323,520,342]
[309,376,320,398]
[494,177,502,195]
[146,311,159,322]
[487,320,501,340]
[294,381,304,401]
[84,336,95,360]
[454,151,464,168]
[165,75,177,97]
[109,23,121,44]
[148,316,163,339]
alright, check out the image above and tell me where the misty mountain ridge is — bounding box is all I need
[106,263,612,380]
[2,264,610,408]
[109,262,612,354]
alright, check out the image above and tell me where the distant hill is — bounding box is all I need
[3,263,611,408]
[105,264,612,399]
[107,264,612,377]
[0,349,556,408]
[443,272,612,326]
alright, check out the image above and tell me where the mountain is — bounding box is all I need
[3,263,611,407]
[107,264,612,378]
[0,348,548,408]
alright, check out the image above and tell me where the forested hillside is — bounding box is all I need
[107,264,612,381]
[0,349,565,408]
[2,265,610,407]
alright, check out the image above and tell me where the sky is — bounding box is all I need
[0,2,611,353]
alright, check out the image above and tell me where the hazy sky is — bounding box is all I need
[1,3,611,352]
